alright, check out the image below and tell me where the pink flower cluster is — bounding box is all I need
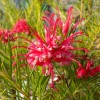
[0,19,31,43]
[12,19,31,34]
[76,60,100,78]
[26,6,95,88]
[0,29,15,43]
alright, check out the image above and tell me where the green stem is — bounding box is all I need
[88,0,93,15]
[27,67,30,98]
[80,0,84,19]
[33,74,41,100]
[8,40,12,78]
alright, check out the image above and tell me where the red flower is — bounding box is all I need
[26,6,87,88]
[12,19,31,34]
[76,60,100,78]
[62,6,73,34]
[0,29,15,43]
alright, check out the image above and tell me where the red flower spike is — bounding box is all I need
[12,19,31,34]
[0,29,15,43]
[25,6,88,89]
[76,67,88,78]
[89,66,100,76]
[76,60,100,78]
[72,18,85,31]
[62,6,73,35]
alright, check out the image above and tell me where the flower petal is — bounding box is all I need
[89,66,100,76]
[62,6,73,35]
[76,67,88,78]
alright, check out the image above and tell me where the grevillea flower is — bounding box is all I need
[26,6,88,88]
[0,29,15,43]
[76,60,100,78]
[12,19,31,34]
[0,19,32,43]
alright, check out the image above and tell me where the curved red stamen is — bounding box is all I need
[14,36,33,44]
[12,46,27,49]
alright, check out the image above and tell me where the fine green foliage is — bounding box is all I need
[0,0,100,100]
